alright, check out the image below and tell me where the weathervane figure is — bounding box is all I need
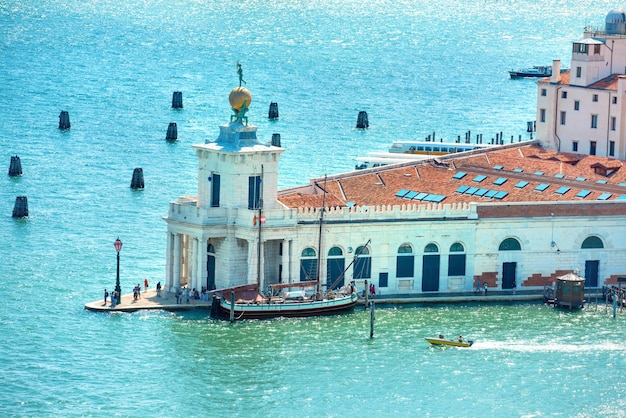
[237,61,246,87]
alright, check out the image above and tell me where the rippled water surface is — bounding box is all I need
[1,1,623,416]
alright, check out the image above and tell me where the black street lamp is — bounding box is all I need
[114,237,123,304]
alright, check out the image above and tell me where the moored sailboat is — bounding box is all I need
[210,175,360,320]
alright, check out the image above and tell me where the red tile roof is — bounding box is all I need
[277,143,626,209]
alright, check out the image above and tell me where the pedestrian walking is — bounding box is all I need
[156,281,162,297]
[144,278,149,292]
[104,289,109,305]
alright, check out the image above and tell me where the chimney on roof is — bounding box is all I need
[618,75,626,99]
[550,59,561,83]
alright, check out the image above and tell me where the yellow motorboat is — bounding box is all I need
[425,337,473,347]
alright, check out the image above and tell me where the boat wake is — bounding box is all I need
[470,340,624,352]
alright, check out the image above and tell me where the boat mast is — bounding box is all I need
[315,176,327,298]
[257,165,264,290]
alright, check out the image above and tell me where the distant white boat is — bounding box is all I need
[355,140,494,170]
[509,65,569,79]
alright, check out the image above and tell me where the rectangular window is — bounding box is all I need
[378,272,388,288]
[448,254,466,276]
[591,114,598,129]
[541,89,547,97]
[613,96,618,104]
[574,101,580,110]
[573,141,578,152]
[590,141,597,155]
[610,141,615,156]
[611,117,616,131]
[594,44,601,54]
[573,43,588,53]
[576,66,582,77]
[593,94,598,102]
[210,173,221,207]
[540,109,546,122]
[396,255,414,278]
[248,175,262,210]
[561,91,567,99]
[560,111,566,125]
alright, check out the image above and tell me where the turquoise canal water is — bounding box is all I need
[2,0,625,416]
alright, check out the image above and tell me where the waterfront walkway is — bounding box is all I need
[84,288,577,313]
[84,288,212,312]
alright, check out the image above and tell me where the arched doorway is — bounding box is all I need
[499,237,521,289]
[582,236,603,287]
[300,247,317,282]
[422,243,440,291]
[327,246,345,290]
[353,246,371,281]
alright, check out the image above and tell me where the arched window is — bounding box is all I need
[581,236,604,249]
[424,243,439,253]
[354,245,371,280]
[499,238,521,251]
[300,247,317,281]
[328,247,343,257]
[450,242,464,252]
[327,246,345,289]
[207,243,215,253]
[448,242,466,276]
[397,243,414,278]
[398,243,413,254]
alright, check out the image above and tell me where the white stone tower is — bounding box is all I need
[164,65,285,292]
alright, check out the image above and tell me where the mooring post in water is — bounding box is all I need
[166,122,178,141]
[268,102,279,119]
[364,279,369,310]
[12,196,28,218]
[356,111,369,129]
[613,291,617,318]
[271,133,281,147]
[8,155,22,176]
[172,91,183,109]
[369,301,375,338]
[230,291,235,323]
[59,111,71,130]
[130,168,144,190]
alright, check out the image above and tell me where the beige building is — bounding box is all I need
[537,9,626,159]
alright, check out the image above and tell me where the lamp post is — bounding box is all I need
[114,237,123,304]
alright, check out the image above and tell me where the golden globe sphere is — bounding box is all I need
[229,87,252,111]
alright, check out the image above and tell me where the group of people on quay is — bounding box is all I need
[103,289,119,307]
[102,279,164,307]
[174,286,209,304]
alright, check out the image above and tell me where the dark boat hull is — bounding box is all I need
[211,293,358,320]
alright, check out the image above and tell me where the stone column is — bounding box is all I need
[282,239,290,283]
[191,237,199,291]
[165,232,173,291]
[198,238,208,290]
[248,239,257,285]
[173,233,181,290]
